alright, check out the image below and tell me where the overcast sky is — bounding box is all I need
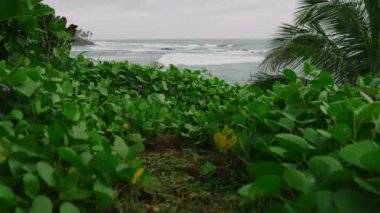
[44,0,298,39]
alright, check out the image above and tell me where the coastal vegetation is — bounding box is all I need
[1,0,380,212]
[76,29,93,41]
[262,0,380,84]
[74,29,94,46]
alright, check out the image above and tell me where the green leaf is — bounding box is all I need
[37,162,58,187]
[315,191,336,213]
[126,143,144,161]
[138,102,149,111]
[141,176,159,187]
[302,128,327,145]
[59,188,92,201]
[11,109,23,121]
[161,81,168,90]
[93,180,115,208]
[283,168,309,193]
[0,121,15,137]
[354,177,380,195]
[247,102,268,119]
[30,196,53,213]
[316,129,331,138]
[35,99,51,114]
[334,190,380,213]
[136,76,148,84]
[360,149,380,170]
[268,146,288,158]
[246,162,286,178]
[114,136,128,160]
[339,141,378,168]
[154,93,166,103]
[62,81,73,94]
[184,123,199,132]
[15,79,41,97]
[238,184,252,198]
[0,0,23,20]
[275,134,313,152]
[127,133,145,143]
[11,69,28,82]
[63,102,80,121]
[201,161,216,175]
[58,148,88,173]
[278,118,295,132]
[312,72,333,89]
[283,69,297,82]
[0,60,7,75]
[0,184,15,204]
[15,207,25,213]
[142,121,153,131]
[355,103,380,123]
[303,60,315,76]
[330,124,352,143]
[59,202,80,213]
[8,157,22,176]
[233,114,246,127]
[98,86,108,96]
[309,156,343,183]
[23,173,40,198]
[238,175,281,200]
[71,125,88,140]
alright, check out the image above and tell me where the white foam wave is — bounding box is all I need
[88,41,265,55]
[89,42,206,51]
[127,48,159,53]
[205,44,218,48]
[227,49,254,55]
[121,42,201,49]
[187,44,201,48]
[158,53,264,66]
[254,49,270,54]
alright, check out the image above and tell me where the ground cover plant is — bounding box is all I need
[237,66,380,212]
[1,0,380,212]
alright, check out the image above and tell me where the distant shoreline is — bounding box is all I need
[73,36,95,46]
[89,38,271,41]
[71,39,268,84]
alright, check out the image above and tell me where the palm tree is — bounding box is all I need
[261,0,380,83]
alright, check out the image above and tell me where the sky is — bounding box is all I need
[44,0,298,39]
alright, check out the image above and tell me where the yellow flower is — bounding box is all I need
[131,168,145,185]
[214,131,237,149]
[123,122,130,131]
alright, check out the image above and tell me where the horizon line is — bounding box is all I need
[91,37,272,40]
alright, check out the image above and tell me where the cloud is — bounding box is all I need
[44,0,298,39]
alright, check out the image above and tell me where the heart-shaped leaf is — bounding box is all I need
[30,196,53,213]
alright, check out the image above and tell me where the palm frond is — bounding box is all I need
[262,0,380,83]
[249,71,289,90]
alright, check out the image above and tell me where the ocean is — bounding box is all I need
[71,39,271,84]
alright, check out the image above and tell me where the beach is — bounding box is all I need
[71,39,270,84]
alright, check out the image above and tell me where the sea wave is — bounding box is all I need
[205,44,219,48]
[158,53,264,66]
[87,41,240,52]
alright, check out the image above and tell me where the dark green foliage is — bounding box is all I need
[0,0,23,21]
[0,0,74,68]
[249,71,289,91]
[0,46,243,211]
[238,68,380,212]
[0,61,147,211]
[1,0,380,212]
